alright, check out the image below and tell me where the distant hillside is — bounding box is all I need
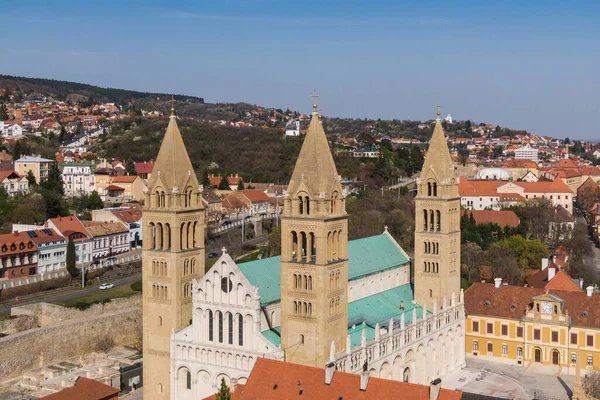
[0,74,204,108]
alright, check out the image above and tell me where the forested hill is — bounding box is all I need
[0,74,204,107]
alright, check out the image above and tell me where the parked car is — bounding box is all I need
[106,256,117,261]
[91,260,101,266]
[207,252,219,258]
[221,221,232,227]
[99,283,114,290]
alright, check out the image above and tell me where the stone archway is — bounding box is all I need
[380,362,391,380]
[392,355,403,381]
[403,367,411,383]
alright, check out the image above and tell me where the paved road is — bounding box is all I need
[0,273,141,316]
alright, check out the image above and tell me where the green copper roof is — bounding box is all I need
[238,233,409,306]
[261,284,424,349]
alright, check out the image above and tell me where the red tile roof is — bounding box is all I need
[465,282,600,328]
[48,216,91,240]
[82,221,128,237]
[39,377,119,400]
[545,271,583,292]
[27,228,65,245]
[460,210,520,228]
[0,170,21,181]
[105,185,125,191]
[134,161,154,175]
[111,175,138,183]
[503,159,538,169]
[241,189,271,203]
[111,209,142,223]
[0,231,38,255]
[203,358,463,400]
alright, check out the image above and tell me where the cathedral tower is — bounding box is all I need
[280,96,348,368]
[414,109,461,311]
[142,104,205,399]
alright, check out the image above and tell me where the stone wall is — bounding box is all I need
[0,297,142,382]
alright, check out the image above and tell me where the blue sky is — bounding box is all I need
[2,0,599,139]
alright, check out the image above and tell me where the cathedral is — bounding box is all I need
[142,100,466,400]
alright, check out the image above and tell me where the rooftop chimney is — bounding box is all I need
[580,279,584,289]
[548,267,555,281]
[325,362,335,385]
[586,286,594,297]
[541,258,549,270]
[494,277,502,289]
[430,378,442,400]
[359,371,369,391]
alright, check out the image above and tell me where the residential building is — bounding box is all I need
[285,119,300,136]
[91,205,143,248]
[109,175,145,202]
[170,106,465,398]
[15,156,54,183]
[201,189,223,224]
[352,145,380,158]
[200,358,463,400]
[515,144,539,162]
[82,221,129,260]
[39,377,119,400]
[135,161,155,180]
[0,122,24,137]
[474,168,511,181]
[60,161,96,197]
[459,179,572,213]
[222,189,271,216]
[0,231,38,278]
[143,109,205,400]
[549,205,575,241]
[27,228,67,274]
[94,164,117,199]
[46,216,93,265]
[464,279,600,376]
[0,170,29,196]
[208,174,243,191]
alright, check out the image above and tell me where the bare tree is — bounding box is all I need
[583,371,600,398]
[461,242,484,282]
[95,332,115,354]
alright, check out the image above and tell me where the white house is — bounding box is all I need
[0,122,24,138]
[60,161,96,197]
[82,221,130,260]
[515,144,539,162]
[285,120,300,136]
[0,171,29,196]
[28,228,67,274]
[46,216,93,265]
[171,231,466,399]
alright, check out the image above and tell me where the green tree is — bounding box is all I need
[87,191,104,210]
[409,146,424,174]
[66,236,77,278]
[58,125,66,143]
[0,104,8,120]
[125,158,137,176]
[25,170,37,187]
[12,140,31,159]
[41,163,64,195]
[218,175,230,190]
[265,225,281,257]
[215,378,231,400]
[237,180,245,190]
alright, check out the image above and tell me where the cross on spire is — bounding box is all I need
[170,95,176,116]
[436,103,441,120]
[312,90,319,113]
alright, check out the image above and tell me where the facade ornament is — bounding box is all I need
[451,292,456,306]
[383,225,388,233]
[342,188,349,197]
[415,177,421,184]
[375,323,380,341]
[198,184,204,193]
[301,173,305,180]
[412,308,417,324]
[143,185,149,193]
[172,185,179,194]
[389,318,394,333]
[442,178,448,185]
[443,296,447,310]
[157,170,161,176]
[338,174,342,181]
[221,246,227,254]
[400,313,405,329]
[422,303,427,320]
[319,192,326,199]
[460,288,464,303]
[188,170,191,176]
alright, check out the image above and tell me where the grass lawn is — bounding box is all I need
[57,279,142,310]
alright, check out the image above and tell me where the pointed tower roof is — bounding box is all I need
[420,110,456,182]
[287,98,339,196]
[148,111,198,192]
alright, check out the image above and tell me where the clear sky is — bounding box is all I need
[2,0,599,139]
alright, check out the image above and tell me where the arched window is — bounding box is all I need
[305,196,310,215]
[218,311,223,343]
[298,196,304,215]
[185,370,191,389]
[429,210,434,231]
[208,310,214,341]
[335,271,340,289]
[238,314,244,346]
[307,275,312,290]
[228,313,234,344]
[433,182,437,197]
[307,303,312,316]
[436,210,441,231]
[427,182,432,196]
[158,316,163,326]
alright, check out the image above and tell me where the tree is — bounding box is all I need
[565,222,592,264]
[461,242,484,282]
[87,191,104,210]
[409,146,424,175]
[25,170,37,187]
[66,236,76,278]
[583,371,600,398]
[12,140,31,160]
[265,226,281,257]
[41,163,64,195]
[237,180,245,190]
[125,158,137,176]
[218,175,230,190]
[0,103,7,120]
[486,242,521,284]
[58,125,66,143]
[215,378,231,400]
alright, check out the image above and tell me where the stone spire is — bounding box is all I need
[420,109,456,183]
[148,109,198,193]
[287,94,340,198]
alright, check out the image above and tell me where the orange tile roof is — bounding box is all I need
[39,377,119,400]
[0,231,38,255]
[545,271,583,292]
[460,210,520,228]
[82,221,128,237]
[503,159,538,168]
[458,179,503,196]
[0,170,21,181]
[516,179,572,193]
[27,228,65,245]
[241,189,271,202]
[134,161,154,175]
[48,216,91,240]
[111,175,138,183]
[204,358,463,400]
[111,209,142,223]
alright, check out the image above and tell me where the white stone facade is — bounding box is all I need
[61,163,96,197]
[171,250,465,399]
[515,145,539,162]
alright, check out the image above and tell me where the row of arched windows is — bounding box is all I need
[183,282,192,298]
[294,301,312,316]
[327,230,343,262]
[423,209,441,232]
[293,273,312,291]
[329,297,341,316]
[298,196,311,215]
[293,191,341,216]
[424,242,439,254]
[152,260,168,276]
[329,270,341,289]
[152,283,168,298]
[149,222,171,250]
[427,181,438,197]
[183,258,197,275]
[424,262,439,273]
[291,231,315,261]
[180,221,199,250]
[207,310,244,346]
[155,190,166,208]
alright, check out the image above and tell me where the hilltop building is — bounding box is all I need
[515,144,539,162]
[165,103,465,399]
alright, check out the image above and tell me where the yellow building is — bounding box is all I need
[142,107,205,399]
[111,175,146,202]
[464,278,600,375]
[14,156,54,183]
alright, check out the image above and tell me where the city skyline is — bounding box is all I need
[1,0,599,139]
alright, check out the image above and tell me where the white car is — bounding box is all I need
[99,283,114,290]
